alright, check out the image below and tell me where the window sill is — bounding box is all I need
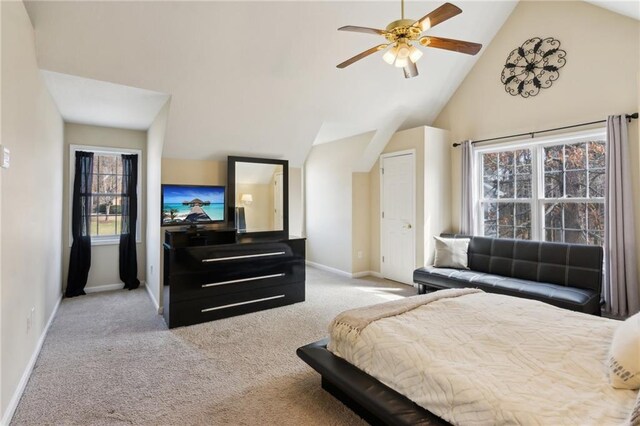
[68,238,142,247]
[92,238,120,246]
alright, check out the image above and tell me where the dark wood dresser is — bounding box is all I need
[163,228,306,328]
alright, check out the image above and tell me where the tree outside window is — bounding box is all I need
[89,154,124,237]
[478,134,605,246]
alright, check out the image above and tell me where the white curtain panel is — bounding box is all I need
[460,140,476,235]
[605,115,639,317]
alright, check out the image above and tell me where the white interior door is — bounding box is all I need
[273,172,283,230]
[381,152,415,285]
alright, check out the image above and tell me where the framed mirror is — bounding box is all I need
[227,156,288,239]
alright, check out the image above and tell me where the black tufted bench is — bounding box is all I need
[413,236,603,315]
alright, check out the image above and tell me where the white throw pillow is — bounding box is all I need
[627,391,640,426]
[433,236,470,269]
[609,311,640,390]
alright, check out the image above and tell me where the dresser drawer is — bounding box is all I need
[168,241,298,275]
[168,260,304,302]
[167,281,305,328]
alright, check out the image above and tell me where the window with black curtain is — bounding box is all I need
[119,154,140,289]
[66,151,94,297]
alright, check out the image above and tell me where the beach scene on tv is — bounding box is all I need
[162,185,225,225]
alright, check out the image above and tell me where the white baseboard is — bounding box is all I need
[352,270,383,279]
[1,295,62,426]
[306,261,384,280]
[84,283,125,293]
[305,260,352,278]
[144,281,162,315]
[84,281,150,294]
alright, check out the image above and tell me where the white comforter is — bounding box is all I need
[328,289,637,425]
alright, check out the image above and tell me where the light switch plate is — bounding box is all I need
[0,145,9,168]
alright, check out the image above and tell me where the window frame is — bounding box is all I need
[474,128,606,243]
[69,145,142,246]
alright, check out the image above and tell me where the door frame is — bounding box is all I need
[273,171,283,229]
[379,149,416,284]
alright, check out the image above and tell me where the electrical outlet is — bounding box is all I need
[26,314,31,333]
[357,251,363,259]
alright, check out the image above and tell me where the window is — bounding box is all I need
[476,130,606,245]
[91,153,123,237]
[69,145,141,245]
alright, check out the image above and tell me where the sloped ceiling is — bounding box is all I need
[41,70,170,130]
[25,1,518,166]
[584,1,640,20]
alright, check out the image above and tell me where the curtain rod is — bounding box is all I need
[452,113,639,148]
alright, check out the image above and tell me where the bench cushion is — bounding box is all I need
[414,266,601,314]
[468,237,603,293]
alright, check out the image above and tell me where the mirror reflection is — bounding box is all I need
[235,162,284,233]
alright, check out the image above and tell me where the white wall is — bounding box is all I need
[62,123,146,292]
[368,126,452,273]
[423,127,452,266]
[289,167,303,237]
[0,2,4,414]
[146,100,171,313]
[435,0,639,231]
[369,127,425,273]
[1,1,64,421]
[161,159,303,236]
[434,0,640,284]
[236,183,273,232]
[352,172,370,273]
[305,133,371,274]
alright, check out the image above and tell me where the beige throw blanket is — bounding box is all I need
[328,289,638,425]
[328,288,482,348]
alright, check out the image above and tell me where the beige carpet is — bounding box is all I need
[11,267,416,425]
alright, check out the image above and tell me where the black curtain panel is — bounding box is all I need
[66,151,94,297]
[119,154,140,290]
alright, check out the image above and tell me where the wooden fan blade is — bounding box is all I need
[337,44,388,69]
[338,25,387,36]
[413,2,462,31]
[403,61,419,79]
[424,36,482,55]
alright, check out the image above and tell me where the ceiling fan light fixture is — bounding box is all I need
[382,46,398,65]
[409,45,423,63]
[335,2,482,75]
[396,43,411,59]
[394,56,408,68]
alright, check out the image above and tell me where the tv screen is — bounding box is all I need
[161,184,225,226]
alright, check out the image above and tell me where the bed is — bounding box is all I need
[298,288,638,425]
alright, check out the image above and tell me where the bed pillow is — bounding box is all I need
[626,390,640,426]
[609,311,640,390]
[433,236,470,269]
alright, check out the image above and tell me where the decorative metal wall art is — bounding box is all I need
[501,37,566,98]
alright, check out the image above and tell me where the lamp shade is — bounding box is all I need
[409,45,423,63]
[241,193,253,204]
[383,47,398,65]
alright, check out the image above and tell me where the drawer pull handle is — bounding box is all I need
[202,273,285,288]
[201,294,285,313]
[201,251,286,263]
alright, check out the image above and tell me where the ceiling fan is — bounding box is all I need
[336,1,482,78]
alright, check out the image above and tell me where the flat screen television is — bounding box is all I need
[161,184,225,226]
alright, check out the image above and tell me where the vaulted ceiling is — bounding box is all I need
[25,1,520,166]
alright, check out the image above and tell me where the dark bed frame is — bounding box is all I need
[297,339,450,426]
